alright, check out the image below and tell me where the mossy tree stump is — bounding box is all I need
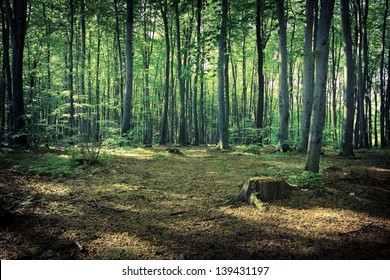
[224,177,292,208]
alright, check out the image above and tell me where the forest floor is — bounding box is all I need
[0,145,389,260]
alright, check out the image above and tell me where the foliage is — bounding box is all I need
[287,171,325,189]
[6,153,80,177]
[68,141,102,166]
[250,166,325,189]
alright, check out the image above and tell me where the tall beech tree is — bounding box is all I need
[255,0,264,140]
[275,0,289,151]
[305,0,335,172]
[299,0,316,153]
[4,0,28,146]
[340,0,355,156]
[121,0,134,136]
[159,0,170,145]
[217,0,229,149]
[174,0,187,146]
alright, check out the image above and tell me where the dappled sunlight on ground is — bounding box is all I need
[0,146,389,259]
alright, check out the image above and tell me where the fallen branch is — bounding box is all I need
[74,241,84,252]
[169,210,187,216]
[340,223,374,235]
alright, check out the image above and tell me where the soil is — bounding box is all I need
[0,146,389,260]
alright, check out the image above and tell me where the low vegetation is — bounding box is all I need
[1,146,389,259]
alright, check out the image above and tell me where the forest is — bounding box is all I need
[0,0,389,260]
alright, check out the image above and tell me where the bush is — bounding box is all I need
[68,142,102,166]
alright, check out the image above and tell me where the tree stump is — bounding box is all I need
[165,148,184,155]
[224,177,292,208]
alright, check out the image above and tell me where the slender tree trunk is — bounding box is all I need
[199,62,205,144]
[275,0,289,151]
[114,0,124,124]
[300,0,316,153]
[121,0,134,136]
[380,0,388,147]
[217,0,229,149]
[80,0,88,138]
[363,0,370,147]
[355,0,369,149]
[141,1,156,146]
[95,21,101,142]
[242,36,248,143]
[159,2,170,145]
[68,0,75,136]
[174,0,187,146]
[255,0,264,140]
[4,0,29,146]
[305,0,335,172]
[170,27,175,144]
[0,4,9,141]
[192,0,202,145]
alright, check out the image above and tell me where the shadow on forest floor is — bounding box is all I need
[0,146,389,259]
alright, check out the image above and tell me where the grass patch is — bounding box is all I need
[6,152,81,176]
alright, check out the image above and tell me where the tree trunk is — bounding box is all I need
[114,0,124,124]
[275,0,289,151]
[95,20,101,142]
[121,0,134,136]
[380,0,389,147]
[255,0,264,139]
[217,0,229,149]
[174,0,187,146]
[300,0,316,153]
[305,0,335,172]
[4,0,29,146]
[192,0,202,146]
[159,2,170,145]
[68,0,75,136]
[80,0,88,139]
[355,0,369,149]
[224,178,292,208]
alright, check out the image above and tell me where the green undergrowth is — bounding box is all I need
[5,152,82,177]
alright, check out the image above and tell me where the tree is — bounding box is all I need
[80,0,88,138]
[193,0,202,146]
[305,0,335,172]
[299,0,316,153]
[121,0,134,136]
[380,0,389,147]
[174,0,187,146]
[4,0,29,147]
[217,0,229,149]
[340,0,355,156]
[159,0,170,145]
[255,0,264,141]
[275,0,289,151]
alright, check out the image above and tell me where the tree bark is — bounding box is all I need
[121,0,134,136]
[68,0,75,136]
[305,0,335,172]
[380,0,388,147]
[114,0,124,124]
[80,0,88,139]
[340,0,355,156]
[217,0,229,149]
[255,0,264,138]
[174,0,187,146]
[159,1,170,145]
[300,0,316,153]
[192,0,202,146]
[275,0,289,151]
[4,0,28,146]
